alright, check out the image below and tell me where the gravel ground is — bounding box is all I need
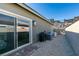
[7,35,75,56]
[30,35,75,56]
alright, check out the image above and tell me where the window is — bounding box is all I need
[0,14,15,54]
[17,19,30,46]
[0,13,31,54]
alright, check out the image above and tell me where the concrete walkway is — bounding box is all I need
[30,35,74,56]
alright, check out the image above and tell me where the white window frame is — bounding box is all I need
[0,9,33,56]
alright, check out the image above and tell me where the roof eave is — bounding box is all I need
[16,3,53,25]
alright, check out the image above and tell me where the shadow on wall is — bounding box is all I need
[65,31,79,56]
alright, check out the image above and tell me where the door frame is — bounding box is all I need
[0,9,33,55]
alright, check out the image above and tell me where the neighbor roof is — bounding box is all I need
[17,3,53,25]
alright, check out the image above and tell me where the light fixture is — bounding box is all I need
[33,20,37,26]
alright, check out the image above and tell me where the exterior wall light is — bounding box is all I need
[32,20,37,26]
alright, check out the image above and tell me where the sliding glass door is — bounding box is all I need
[0,14,15,54]
[0,13,32,54]
[17,19,30,47]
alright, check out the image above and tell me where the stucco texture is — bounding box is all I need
[0,3,53,42]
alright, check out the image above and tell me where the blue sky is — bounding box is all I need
[27,3,79,21]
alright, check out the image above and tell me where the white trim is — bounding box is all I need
[17,3,53,25]
[0,8,33,56]
[17,3,48,20]
[0,9,32,22]
[30,20,33,44]
[14,17,16,48]
[16,18,18,48]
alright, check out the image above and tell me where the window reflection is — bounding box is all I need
[17,19,30,46]
[0,14,14,54]
[0,14,30,54]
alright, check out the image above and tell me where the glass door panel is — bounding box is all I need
[17,19,30,46]
[0,14,15,54]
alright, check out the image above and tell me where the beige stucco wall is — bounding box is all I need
[0,3,53,42]
[65,20,79,33]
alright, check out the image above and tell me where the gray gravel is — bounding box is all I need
[7,35,75,56]
[31,35,74,56]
